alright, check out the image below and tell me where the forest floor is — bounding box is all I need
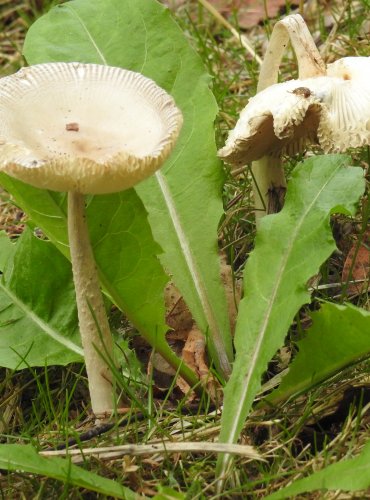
[0,0,369,498]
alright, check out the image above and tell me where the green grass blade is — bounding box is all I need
[0,444,139,499]
[265,441,370,499]
[266,302,370,406]
[217,154,365,479]
[22,0,233,376]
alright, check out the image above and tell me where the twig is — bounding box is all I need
[40,441,263,464]
[308,278,369,292]
[198,0,263,65]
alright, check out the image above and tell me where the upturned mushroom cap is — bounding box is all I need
[0,62,183,194]
[219,56,370,167]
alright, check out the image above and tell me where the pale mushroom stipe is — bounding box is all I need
[218,14,370,223]
[0,62,183,417]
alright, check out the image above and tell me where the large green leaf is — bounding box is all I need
[265,441,370,499]
[0,444,138,499]
[0,230,15,270]
[0,227,83,368]
[217,155,365,478]
[0,177,197,384]
[22,0,233,375]
[266,302,370,406]
[0,176,69,254]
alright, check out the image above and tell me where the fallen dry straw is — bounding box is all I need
[41,441,263,464]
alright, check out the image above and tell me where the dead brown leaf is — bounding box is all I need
[164,282,193,332]
[342,231,370,295]
[182,326,220,400]
[137,258,240,399]
[237,0,299,29]
[164,0,299,29]
[220,252,241,334]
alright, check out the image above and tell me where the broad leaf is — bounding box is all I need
[0,177,197,384]
[0,444,138,499]
[266,302,370,406]
[22,0,233,375]
[217,155,365,477]
[154,486,186,499]
[0,227,82,368]
[0,177,69,254]
[265,441,370,499]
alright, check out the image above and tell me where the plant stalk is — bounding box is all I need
[68,191,121,416]
[253,14,326,224]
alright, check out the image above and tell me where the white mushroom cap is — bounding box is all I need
[219,56,370,167]
[0,62,183,194]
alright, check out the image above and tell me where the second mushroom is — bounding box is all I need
[0,62,183,417]
[219,14,370,223]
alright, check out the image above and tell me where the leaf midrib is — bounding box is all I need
[223,163,342,449]
[66,4,107,64]
[154,170,232,374]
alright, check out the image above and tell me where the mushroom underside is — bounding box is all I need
[219,104,321,168]
[0,148,172,194]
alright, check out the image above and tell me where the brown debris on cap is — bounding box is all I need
[0,62,183,194]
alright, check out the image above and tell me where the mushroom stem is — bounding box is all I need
[68,191,121,416]
[257,14,325,93]
[251,156,287,219]
[253,14,326,224]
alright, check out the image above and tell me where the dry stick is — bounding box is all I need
[40,441,263,464]
[68,191,122,416]
[198,0,263,65]
[252,14,326,224]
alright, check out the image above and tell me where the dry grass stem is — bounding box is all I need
[197,0,263,65]
[40,441,263,464]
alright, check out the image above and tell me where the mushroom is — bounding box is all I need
[0,62,183,417]
[219,15,370,222]
[220,56,370,165]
